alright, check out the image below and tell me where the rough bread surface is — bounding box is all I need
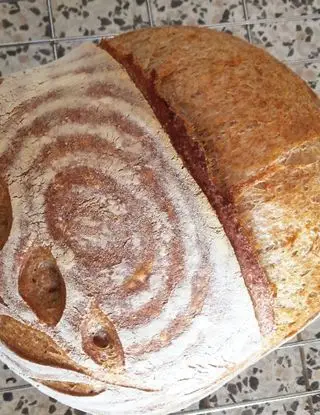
[106,26,320,345]
[0,41,262,415]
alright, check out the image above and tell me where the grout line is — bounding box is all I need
[0,34,115,49]
[46,0,57,59]
[298,333,315,415]
[146,0,155,27]
[170,389,320,415]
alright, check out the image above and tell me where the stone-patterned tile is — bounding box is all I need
[206,347,305,410]
[56,39,90,59]
[300,317,320,340]
[0,0,49,43]
[303,345,320,413]
[287,61,320,92]
[246,0,320,20]
[56,38,104,59]
[51,0,149,38]
[211,24,249,41]
[151,0,245,26]
[0,385,85,415]
[250,19,320,61]
[0,363,29,390]
[0,44,54,77]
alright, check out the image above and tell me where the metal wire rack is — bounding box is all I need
[0,0,319,414]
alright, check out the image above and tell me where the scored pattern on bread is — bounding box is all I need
[81,301,125,370]
[19,246,66,326]
[1,33,302,414]
[105,26,320,344]
[0,315,85,373]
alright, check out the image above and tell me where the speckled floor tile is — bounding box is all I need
[0,44,54,77]
[287,60,320,92]
[246,0,320,20]
[250,18,320,61]
[0,386,85,415]
[151,0,245,26]
[0,363,29,390]
[210,24,249,41]
[303,346,320,413]
[0,0,49,43]
[56,39,89,59]
[56,25,248,59]
[51,0,149,38]
[300,317,320,340]
[206,347,305,409]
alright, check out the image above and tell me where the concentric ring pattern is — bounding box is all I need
[0,44,262,415]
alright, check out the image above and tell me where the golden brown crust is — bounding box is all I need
[18,246,66,326]
[103,31,275,334]
[0,315,84,373]
[106,27,320,191]
[105,26,320,341]
[235,144,320,339]
[37,380,105,396]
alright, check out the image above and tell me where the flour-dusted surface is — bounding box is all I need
[1,1,320,414]
[0,43,263,414]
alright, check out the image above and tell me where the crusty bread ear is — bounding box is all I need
[235,143,320,339]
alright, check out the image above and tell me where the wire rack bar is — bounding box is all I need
[280,338,320,349]
[0,383,318,415]
[46,0,57,59]
[146,0,155,27]
[241,0,253,44]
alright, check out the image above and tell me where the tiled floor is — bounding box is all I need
[0,0,320,414]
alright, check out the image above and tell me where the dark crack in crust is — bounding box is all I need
[0,177,12,250]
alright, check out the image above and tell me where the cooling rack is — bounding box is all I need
[0,0,319,414]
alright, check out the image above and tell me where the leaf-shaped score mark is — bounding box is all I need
[81,302,125,371]
[0,315,85,373]
[0,177,12,250]
[37,380,105,396]
[19,247,66,326]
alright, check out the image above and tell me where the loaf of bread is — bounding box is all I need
[0,26,319,415]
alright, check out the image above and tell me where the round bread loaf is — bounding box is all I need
[0,27,319,415]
